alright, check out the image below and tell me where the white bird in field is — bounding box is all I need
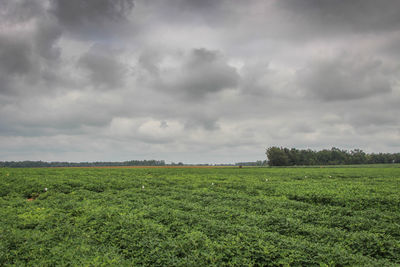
[142,185,145,189]
[44,188,48,192]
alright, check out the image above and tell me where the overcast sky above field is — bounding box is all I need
[1,0,399,163]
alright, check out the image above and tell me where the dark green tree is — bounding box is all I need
[266,147,289,166]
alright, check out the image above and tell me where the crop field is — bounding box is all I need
[1,166,400,266]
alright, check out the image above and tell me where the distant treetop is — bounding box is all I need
[266,147,400,166]
[0,160,165,168]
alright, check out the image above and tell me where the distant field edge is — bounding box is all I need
[45,165,235,169]
[1,163,399,169]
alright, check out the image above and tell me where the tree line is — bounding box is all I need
[266,147,400,166]
[235,161,268,166]
[0,160,166,168]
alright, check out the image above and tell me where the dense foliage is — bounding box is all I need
[266,147,400,166]
[1,166,400,266]
[0,160,165,168]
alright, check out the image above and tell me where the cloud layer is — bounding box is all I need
[1,0,399,163]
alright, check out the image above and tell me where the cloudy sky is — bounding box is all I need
[1,0,399,163]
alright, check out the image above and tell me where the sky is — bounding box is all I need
[0,0,399,164]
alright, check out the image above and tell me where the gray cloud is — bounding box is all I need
[159,48,239,100]
[0,0,45,25]
[183,112,220,131]
[0,1,64,96]
[50,0,134,39]
[138,49,161,76]
[298,54,392,101]
[1,0,400,163]
[277,0,400,37]
[240,62,274,96]
[34,19,63,61]
[0,34,33,76]
[0,22,62,95]
[78,45,128,89]
[180,48,239,96]
[137,0,234,27]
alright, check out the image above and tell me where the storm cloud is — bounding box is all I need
[1,0,399,163]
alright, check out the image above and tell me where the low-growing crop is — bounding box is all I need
[1,166,399,266]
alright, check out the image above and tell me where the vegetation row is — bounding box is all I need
[266,147,400,166]
[1,166,399,266]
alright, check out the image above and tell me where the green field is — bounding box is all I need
[1,166,400,266]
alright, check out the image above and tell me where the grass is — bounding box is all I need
[1,166,400,266]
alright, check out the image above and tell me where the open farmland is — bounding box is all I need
[1,166,400,266]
